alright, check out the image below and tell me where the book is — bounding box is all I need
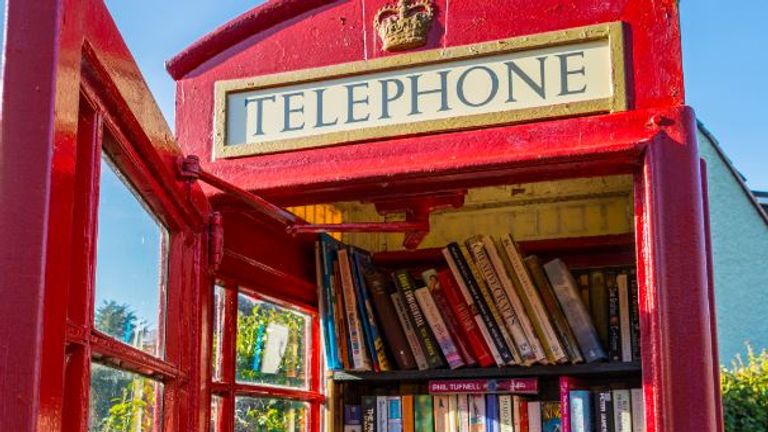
[498,234,568,364]
[543,259,607,363]
[333,260,352,369]
[465,237,531,365]
[469,394,486,432]
[607,271,622,362]
[541,402,562,432]
[378,396,389,432]
[387,397,402,432]
[574,271,591,311]
[631,388,646,432]
[458,394,471,432]
[351,248,391,371]
[417,270,464,369]
[364,270,417,370]
[444,243,512,365]
[569,391,593,432]
[612,389,632,432]
[525,256,584,363]
[616,273,632,362]
[437,269,496,367]
[628,269,642,362]
[315,241,330,371]
[528,401,542,432]
[594,390,614,432]
[434,395,450,432]
[402,395,415,432]
[514,396,529,432]
[338,248,372,370]
[448,395,459,432]
[428,378,539,395]
[318,234,342,369]
[362,396,376,432]
[589,270,609,349]
[415,395,435,432]
[391,290,429,370]
[425,269,478,367]
[345,404,363,432]
[498,395,514,432]
[393,270,445,369]
[486,394,500,432]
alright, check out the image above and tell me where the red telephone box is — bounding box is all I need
[0,0,723,431]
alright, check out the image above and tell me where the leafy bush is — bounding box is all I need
[721,345,768,431]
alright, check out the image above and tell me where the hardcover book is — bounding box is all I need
[424,269,477,367]
[428,378,539,395]
[364,269,417,370]
[393,269,445,369]
[541,401,562,432]
[612,389,632,432]
[415,395,435,432]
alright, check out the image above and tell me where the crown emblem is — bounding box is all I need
[374,0,435,52]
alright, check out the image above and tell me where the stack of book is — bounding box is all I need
[316,232,638,371]
[561,377,645,432]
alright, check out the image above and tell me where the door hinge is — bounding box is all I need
[208,212,224,272]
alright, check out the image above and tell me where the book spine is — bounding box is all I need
[390,291,429,370]
[333,260,352,369]
[469,394,486,432]
[612,389,632,432]
[424,269,477,367]
[393,270,445,369]
[486,394,499,432]
[631,388,646,432]
[414,395,434,432]
[387,397,402,432]
[351,249,391,371]
[458,394,471,432]
[350,250,379,372]
[364,270,417,370]
[543,259,607,363]
[617,273,633,362]
[607,271,622,362]
[589,270,609,349]
[461,243,521,365]
[528,401,542,432]
[541,402,562,432]
[433,395,450,432]
[498,395,513,432]
[569,391,592,432]
[467,236,534,364]
[319,234,342,369]
[345,404,363,432]
[377,396,389,432]
[402,395,414,432]
[594,390,614,432]
[498,235,567,363]
[437,269,496,368]
[518,398,529,432]
[444,244,512,365]
[524,256,584,363]
[629,269,642,362]
[428,378,539,395]
[338,248,372,370]
[414,284,464,369]
[448,395,459,432]
[574,271,591,311]
[362,396,377,432]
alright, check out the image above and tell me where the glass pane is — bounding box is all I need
[89,363,163,432]
[236,293,309,389]
[212,285,225,381]
[210,395,223,432]
[234,397,308,432]
[94,154,167,357]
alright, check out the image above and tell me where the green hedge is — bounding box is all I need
[722,345,768,431]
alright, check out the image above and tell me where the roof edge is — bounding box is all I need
[697,120,768,227]
[166,0,336,80]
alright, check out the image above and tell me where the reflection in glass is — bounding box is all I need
[88,363,163,432]
[94,153,167,357]
[234,397,308,432]
[236,293,309,389]
[210,395,223,432]
[212,285,225,381]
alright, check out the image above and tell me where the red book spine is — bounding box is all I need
[437,270,495,367]
[519,399,529,432]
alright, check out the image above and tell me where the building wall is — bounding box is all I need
[698,127,768,363]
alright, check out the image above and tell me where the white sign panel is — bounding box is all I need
[214,23,625,157]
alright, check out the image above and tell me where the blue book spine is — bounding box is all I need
[320,233,342,369]
[387,397,403,432]
[350,248,379,371]
[486,394,499,432]
[569,391,593,432]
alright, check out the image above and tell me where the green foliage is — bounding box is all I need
[234,398,306,432]
[95,300,137,342]
[97,378,157,432]
[722,345,768,431]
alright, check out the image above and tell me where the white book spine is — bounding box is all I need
[414,285,464,369]
[499,395,514,432]
[617,274,633,362]
[631,388,646,432]
[390,292,429,370]
[528,401,542,432]
[338,249,371,370]
[499,235,568,363]
[442,248,505,366]
[377,396,389,432]
[612,390,632,432]
[469,394,486,431]
[457,394,471,432]
[448,395,459,432]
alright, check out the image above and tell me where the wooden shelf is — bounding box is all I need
[331,361,641,382]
